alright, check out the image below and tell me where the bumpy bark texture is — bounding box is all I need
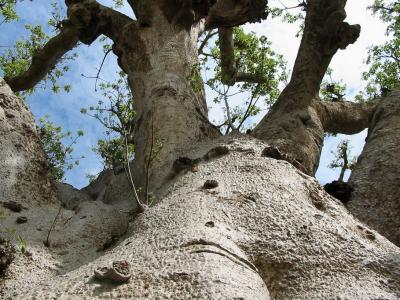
[0,78,56,205]
[348,90,400,247]
[1,122,400,298]
[1,1,400,298]
[0,80,130,297]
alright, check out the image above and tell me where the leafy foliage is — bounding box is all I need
[0,208,26,257]
[81,71,147,209]
[0,1,76,96]
[81,71,135,171]
[268,0,306,37]
[328,140,357,182]
[37,115,84,181]
[199,27,287,133]
[94,138,134,171]
[320,68,347,102]
[370,0,400,34]
[360,0,400,99]
[0,0,19,24]
[186,63,203,93]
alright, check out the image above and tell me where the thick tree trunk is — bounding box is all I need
[348,90,400,247]
[0,78,57,206]
[1,82,400,298]
[1,1,400,298]
[113,18,220,195]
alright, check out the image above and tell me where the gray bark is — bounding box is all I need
[0,78,57,205]
[112,14,220,195]
[0,100,399,298]
[348,90,400,247]
[316,100,378,135]
[254,0,360,175]
[1,0,400,298]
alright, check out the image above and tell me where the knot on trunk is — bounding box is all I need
[203,179,218,189]
[324,180,353,204]
[311,1,361,54]
[94,260,131,283]
[203,146,230,160]
[261,146,307,174]
[206,0,268,29]
[67,1,103,44]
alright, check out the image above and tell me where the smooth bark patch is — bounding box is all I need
[262,146,307,173]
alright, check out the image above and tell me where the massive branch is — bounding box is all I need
[253,0,361,175]
[348,90,400,247]
[66,0,134,43]
[4,22,80,92]
[284,0,361,104]
[316,100,378,135]
[5,0,134,93]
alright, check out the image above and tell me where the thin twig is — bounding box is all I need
[222,86,237,134]
[145,112,154,205]
[95,49,112,91]
[80,74,108,83]
[198,30,218,55]
[238,84,261,130]
[123,129,145,212]
[44,205,63,247]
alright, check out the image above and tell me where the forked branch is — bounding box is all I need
[253,0,361,175]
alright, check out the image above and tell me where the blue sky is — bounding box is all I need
[0,0,387,188]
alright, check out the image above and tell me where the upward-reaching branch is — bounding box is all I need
[285,0,360,103]
[5,0,134,93]
[253,0,361,175]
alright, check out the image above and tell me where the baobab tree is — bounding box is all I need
[0,0,400,299]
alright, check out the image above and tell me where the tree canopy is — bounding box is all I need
[0,0,397,186]
[1,1,400,298]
